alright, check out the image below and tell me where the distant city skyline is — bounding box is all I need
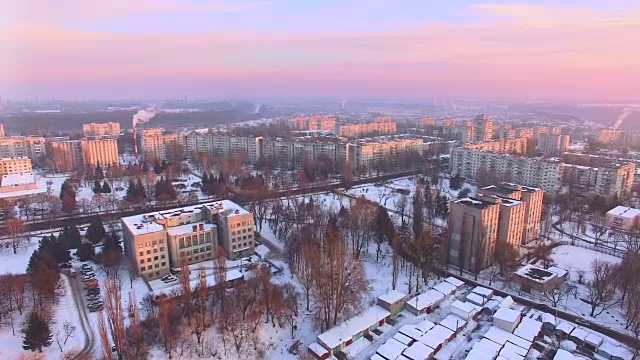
[2,0,640,101]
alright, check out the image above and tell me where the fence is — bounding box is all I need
[555,240,623,258]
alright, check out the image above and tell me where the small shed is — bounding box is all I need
[540,313,556,332]
[444,276,465,291]
[371,354,387,360]
[500,342,529,360]
[451,300,481,320]
[418,325,454,352]
[555,321,575,339]
[493,307,522,333]
[584,332,604,352]
[394,332,415,346]
[499,296,515,309]
[472,338,502,359]
[507,334,532,351]
[406,290,445,315]
[433,281,457,296]
[568,327,589,347]
[377,338,408,360]
[466,292,488,307]
[399,325,426,341]
[513,317,542,342]
[402,341,435,360]
[377,290,408,316]
[597,341,636,360]
[472,286,494,299]
[439,314,467,334]
[484,326,511,346]
[317,305,391,354]
[554,349,579,360]
[308,343,330,360]
[414,319,436,333]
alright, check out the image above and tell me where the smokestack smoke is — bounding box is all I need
[253,104,261,114]
[132,108,156,129]
[613,108,632,130]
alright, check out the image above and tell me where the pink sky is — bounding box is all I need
[2,1,640,101]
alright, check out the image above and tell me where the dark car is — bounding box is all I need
[87,288,100,296]
[59,262,72,269]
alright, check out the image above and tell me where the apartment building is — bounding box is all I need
[0,157,33,175]
[440,119,457,127]
[141,129,181,161]
[421,118,435,127]
[448,196,500,273]
[478,183,544,244]
[291,115,337,131]
[47,140,84,172]
[516,128,534,139]
[497,128,516,140]
[82,122,121,137]
[348,136,424,174]
[122,200,254,280]
[598,128,622,144]
[450,148,564,193]
[562,154,636,197]
[337,121,397,138]
[537,134,570,157]
[462,138,528,155]
[0,137,47,162]
[81,138,119,167]
[473,115,493,142]
[0,123,4,137]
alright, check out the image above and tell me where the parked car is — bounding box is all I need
[82,277,95,283]
[88,301,104,307]
[87,295,101,302]
[81,263,92,270]
[82,272,95,278]
[87,289,100,296]
[88,305,103,312]
[85,282,99,289]
[59,262,72,269]
[163,277,178,283]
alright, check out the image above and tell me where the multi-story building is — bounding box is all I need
[598,128,622,144]
[516,128,534,139]
[551,127,563,135]
[497,128,516,140]
[448,196,500,273]
[81,138,119,167]
[82,122,121,137]
[141,129,181,161]
[463,138,528,155]
[348,136,424,175]
[473,115,493,142]
[122,200,254,280]
[421,118,435,127]
[291,115,337,131]
[337,122,397,138]
[537,134,570,157]
[48,140,84,172]
[0,137,47,162]
[478,183,544,244]
[440,119,457,127]
[451,148,564,193]
[0,123,4,137]
[562,154,635,197]
[0,157,32,175]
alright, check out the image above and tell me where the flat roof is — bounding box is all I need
[1,172,36,187]
[494,307,521,324]
[402,341,434,360]
[607,206,640,218]
[376,338,407,360]
[407,290,445,311]
[514,264,557,284]
[455,197,498,210]
[433,281,457,295]
[317,306,390,350]
[166,221,216,236]
[377,290,406,305]
[443,276,465,288]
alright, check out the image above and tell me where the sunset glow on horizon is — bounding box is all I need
[2,0,640,101]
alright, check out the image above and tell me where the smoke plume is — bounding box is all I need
[253,104,261,114]
[132,108,156,128]
[613,108,632,130]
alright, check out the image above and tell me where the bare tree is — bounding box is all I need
[98,313,114,360]
[543,282,571,307]
[394,194,408,223]
[103,277,126,355]
[624,286,640,338]
[55,321,76,353]
[178,256,192,325]
[3,215,28,254]
[295,241,317,311]
[586,259,619,317]
[192,267,208,344]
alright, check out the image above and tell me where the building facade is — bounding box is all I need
[291,115,337,131]
[82,122,121,137]
[448,196,500,273]
[598,129,622,144]
[122,200,254,280]
[0,157,33,175]
[473,115,493,142]
[81,138,119,167]
[0,137,47,162]
[141,129,181,161]
[463,138,528,155]
[48,140,84,172]
[337,122,397,138]
[537,134,570,157]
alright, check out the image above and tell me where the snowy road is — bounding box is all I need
[67,274,96,360]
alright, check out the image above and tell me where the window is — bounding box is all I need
[155,264,159,268]
[146,250,151,255]
[161,262,166,266]
[137,244,143,249]
[138,251,143,256]
[140,266,146,271]
[195,255,199,261]
[159,239,164,244]
[242,222,246,226]
[243,235,247,240]
[232,245,236,249]
[199,234,204,243]
[156,271,160,276]
[232,231,236,236]
[205,246,212,251]
[161,255,165,259]
[140,259,145,264]
[153,248,158,253]
[179,239,185,249]
[145,242,150,247]
[187,238,192,247]
[154,256,158,261]
[147,258,151,263]
[160,247,165,251]
[152,240,157,245]
[205,233,211,241]
[186,251,191,256]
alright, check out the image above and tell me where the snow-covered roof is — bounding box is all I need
[507,334,531,350]
[0,172,35,187]
[378,290,406,305]
[607,206,640,219]
[418,325,453,349]
[500,342,528,359]
[414,319,436,333]
[444,276,465,288]
[472,286,494,298]
[451,300,481,315]
[472,338,502,357]
[484,326,511,346]
[547,266,568,279]
[407,289,445,311]
[439,314,466,333]
[376,338,407,360]
[393,332,414,345]
[308,343,328,357]
[166,221,216,236]
[317,306,391,349]
[399,325,426,340]
[494,307,521,324]
[514,264,557,284]
[500,296,515,309]
[598,342,635,360]
[513,318,542,341]
[466,292,487,306]
[402,341,434,360]
[433,281,456,295]
[554,349,580,360]
[122,213,167,235]
[556,321,575,334]
[541,312,556,325]
[569,327,589,341]
[584,333,603,347]
[370,354,386,360]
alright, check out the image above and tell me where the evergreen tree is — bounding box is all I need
[449,174,463,190]
[153,160,162,174]
[92,179,102,194]
[86,216,106,244]
[161,159,168,172]
[125,179,136,201]
[59,179,76,201]
[76,242,96,261]
[135,179,146,199]
[22,311,53,352]
[103,229,122,253]
[142,161,150,173]
[202,172,209,186]
[62,223,82,249]
[95,164,104,180]
[39,234,70,264]
[101,181,112,194]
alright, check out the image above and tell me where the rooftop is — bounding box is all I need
[166,221,216,236]
[0,172,36,187]
[455,196,499,210]
[514,264,557,284]
[607,205,640,218]
[377,289,406,305]
[317,306,390,350]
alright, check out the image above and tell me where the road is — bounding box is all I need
[66,273,96,360]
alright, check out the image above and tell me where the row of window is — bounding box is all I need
[178,232,211,249]
[231,228,250,236]
[137,239,165,248]
[232,240,253,250]
[140,254,166,264]
[140,261,166,272]
[230,221,252,228]
[179,245,212,258]
[139,246,165,256]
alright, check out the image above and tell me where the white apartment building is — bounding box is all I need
[349,136,424,174]
[122,200,254,280]
[0,157,33,175]
[141,129,181,161]
[537,134,570,157]
[0,137,47,162]
[82,122,121,137]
